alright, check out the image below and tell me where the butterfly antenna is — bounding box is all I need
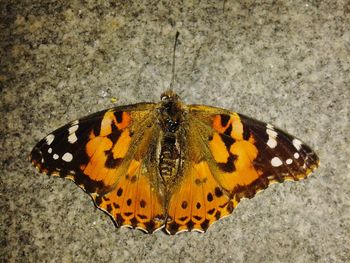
[170,31,180,90]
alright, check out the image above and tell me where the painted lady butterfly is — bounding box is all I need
[30,90,319,234]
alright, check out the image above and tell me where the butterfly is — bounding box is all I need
[30,90,319,234]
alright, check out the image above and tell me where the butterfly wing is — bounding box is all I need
[166,159,233,234]
[165,105,319,234]
[30,103,166,233]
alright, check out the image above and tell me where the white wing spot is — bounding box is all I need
[294,152,300,159]
[45,134,55,145]
[68,124,79,133]
[266,127,278,148]
[48,148,52,154]
[292,139,302,150]
[267,129,277,138]
[68,124,79,144]
[271,157,283,167]
[266,123,274,129]
[267,138,277,148]
[71,120,79,125]
[68,133,78,144]
[62,152,73,162]
[53,154,59,160]
[286,158,293,165]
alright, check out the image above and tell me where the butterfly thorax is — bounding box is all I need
[158,91,187,184]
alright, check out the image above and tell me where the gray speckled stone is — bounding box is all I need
[1,1,349,262]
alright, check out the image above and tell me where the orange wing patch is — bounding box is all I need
[82,110,132,192]
[209,114,262,192]
[213,113,246,140]
[166,161,233,234]
[93,159,165,233]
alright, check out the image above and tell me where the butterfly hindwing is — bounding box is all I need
[165,114,236,234]
[166,161,232,234]
[93,159,165,233]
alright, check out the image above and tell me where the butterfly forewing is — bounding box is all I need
[30,103,167,233]
[188,105,319,207]
[238,113,319,181]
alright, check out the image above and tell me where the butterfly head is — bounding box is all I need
[159,90,185,133]
[160,89,180,102]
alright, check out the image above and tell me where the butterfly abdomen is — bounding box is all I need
[159,134,180,183]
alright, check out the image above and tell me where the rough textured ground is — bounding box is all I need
[1,1,349,262]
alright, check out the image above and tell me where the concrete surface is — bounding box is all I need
[1,1,349,262]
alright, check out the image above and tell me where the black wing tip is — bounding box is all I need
[29,147,46,172]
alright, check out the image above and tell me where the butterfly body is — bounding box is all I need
[30,91,319,234]
[157,91,186,185]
